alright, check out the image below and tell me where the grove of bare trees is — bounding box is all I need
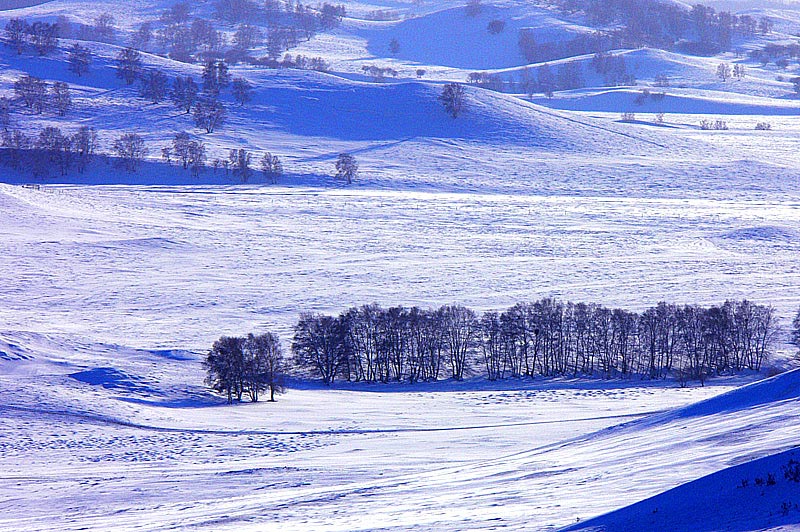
[290,299,778,386]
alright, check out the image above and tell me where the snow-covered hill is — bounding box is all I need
[2,0,800,530]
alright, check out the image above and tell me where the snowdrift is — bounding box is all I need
[563,447,800,531]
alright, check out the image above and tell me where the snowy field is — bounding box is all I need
[2,179,800,530]
[3,0,800,528]
[3,182,800,350]
[0,327,797,531]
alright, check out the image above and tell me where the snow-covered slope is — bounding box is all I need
[2,0,800,530]
[1,326,798,531]
[563,371,800,531]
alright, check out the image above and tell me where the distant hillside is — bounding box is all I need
[0,0,49,10]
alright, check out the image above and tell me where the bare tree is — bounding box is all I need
[67,43,91,77]
[0,97,10,130]
[202,60,230,95]
[191,19,223,57]
[14,75,48,114]
[439,83,465,118]
[538,63,555,98]
[30,21,58,56]
[193,97,226,133]
[5,18,28,54]
[36,126,70,175]
[1,129,30,169]
[260,152,283,183]
[716,62,731,82]
[170,76,199,113]
[440,305,477,380]
[50,82,71,116]
[292,312,347,385]
[205,336,245,403]
[71,126,98,173]
[232,77,252,106]
[335,153,357,184]
[93,12,116,43]
[229,148,251,182]
[214,0,259,23]
[131,22,153,50]
[172,132,192,168]
[139,70,169,103]
[244,332,286,402]
[233,23,262,51]
[113,132,148,172]
[164,1,192,24]
[168,26,195,63]
[116,47,143,85]
[187,140,206,177]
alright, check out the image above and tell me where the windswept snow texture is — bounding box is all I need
[1,329,798,531]
[3,0,800,529]
[2,182,800,531]
[3,184,800,349]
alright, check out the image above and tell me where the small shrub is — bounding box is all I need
[755,476,765,486]
[755,122,772,130]
[465,0,481,17]
[783,459,800,482]
[634,88,650,105]
[767,473,777,486]
[740,478,750,488]
[621,112,635,122]
[700,119,728,131]
[487,19,505,34]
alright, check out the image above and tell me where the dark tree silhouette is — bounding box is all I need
[171,76,199,113]
[244,333,286,402]
[67,44,91,77]
[232,77,253,106]
[335,153,358,184]
[439,83,465,118]
[113,132,148,172]
[14,74,48,114]
[50,82,71,116]
[193,98,226,133]
[116,47,143,85]
[5,18,28,54]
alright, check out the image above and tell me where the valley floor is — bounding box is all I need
[1,182,799,530]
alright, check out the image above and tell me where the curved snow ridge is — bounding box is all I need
[357,4,595,70]
[234,68,693,153]
[641,368,800,426]
[562,447,800,532]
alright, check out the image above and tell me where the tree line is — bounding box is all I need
[290,299,778,386]
[541,0,771,59]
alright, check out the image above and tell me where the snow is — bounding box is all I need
[2,0,800,529]
[0,328,763,531]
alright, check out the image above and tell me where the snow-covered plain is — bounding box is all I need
[2,176,800,531]
[2,0,800,529]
